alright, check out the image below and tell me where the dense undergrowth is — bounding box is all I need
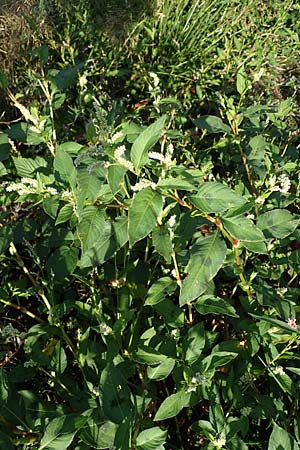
[0,1,300,449]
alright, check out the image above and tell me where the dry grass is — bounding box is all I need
[0,0,51,78]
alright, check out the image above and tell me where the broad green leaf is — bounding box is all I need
[45,246,78,281]
[257,209,299,239]
[43,196,59,219]
[13,156,47,177]
[76,169,103,202]
[269,370,295,397]
[189,182,245,213]
[241,240,268,254]
[268,424,299,450]
[136,426,167,450]
[7,122,45,145]
[54,148,76,187]
[77,206,106,251]
[113,216,129,249]
[195,296,238,317]
[157,177,197,191]
[0,132,11,161]
[55,203,75,225]
[128,187,163,246]
[145,277,177,306]
[57,141,83,156]
[80,411,117,450]
[0,161,7,176]
[200,352,238,373]
[108,164,127,194]
[191,420,215,438]
[183,322,205,364]
[134,345,168,365]
[114,417,131,450]
[236,65,251,95]
[180,233,227,306]
[222,216,265,242]
[155,299,184,328]
[152,224,172,263]
[52,64,83,90]
[78,209,127,268]
[193,116,232,134]
[154,391,190,421]
[147,358,175,380]
[100,364,134,424]
[38,414,85,450]
[131,115,167,170]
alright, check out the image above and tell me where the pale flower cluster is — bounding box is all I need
[114,145,135,172]
[212,436,226,449]
[132,178,156,192]
[99,323,113,336]
[272,366,285,375]
[109,131,123,144]
[268,173,291,194]
[186,372,207,393]
[240,406,252,417]
[149,143,174,168]
[6,178,58,197]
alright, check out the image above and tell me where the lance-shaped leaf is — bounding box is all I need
[128,187,163,247]
[189,182,245,213]
[54,147,76,188]
[147,358,175,380]
[136,426,167,450]
[222,216,265,242]
[257,209,299,239]
[180,233,227,306]
[193,116,232,134]
[268,424,299,450]
[154,391,191,421]
[131,115,167,170]
[38,414,86,450]
[195,296,239,317]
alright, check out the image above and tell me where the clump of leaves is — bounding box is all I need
[0,66,299,449]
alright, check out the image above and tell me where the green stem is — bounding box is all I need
[9,242,52,311]
[0,298,45,324]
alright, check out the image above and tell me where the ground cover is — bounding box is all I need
[0,1,300,449]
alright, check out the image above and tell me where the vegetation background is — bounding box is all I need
[0,1,300,449]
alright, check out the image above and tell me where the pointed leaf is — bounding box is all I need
[193,116,232,134]
[136,426,167,450]
[131,116,167,170]
[180,233,227,306]
[189,182,245,213]
[268,424,299,450]
[145,277,177,306]
[54,148,76,187]
[128,187,163,246]
[195,296,238,317]
[38,415,86,450]
[183,322,206,364]
[222,216,265,242]
[257,209,299,239]
[154,391,190,421]
[147,358,175,380]
[152,224,172,263]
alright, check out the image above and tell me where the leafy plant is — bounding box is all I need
[1,62,300,449]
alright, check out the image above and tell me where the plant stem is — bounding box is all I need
[9,242,52,311]
[0,298,45,324]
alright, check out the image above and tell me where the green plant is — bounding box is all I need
[0,63,300,449]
